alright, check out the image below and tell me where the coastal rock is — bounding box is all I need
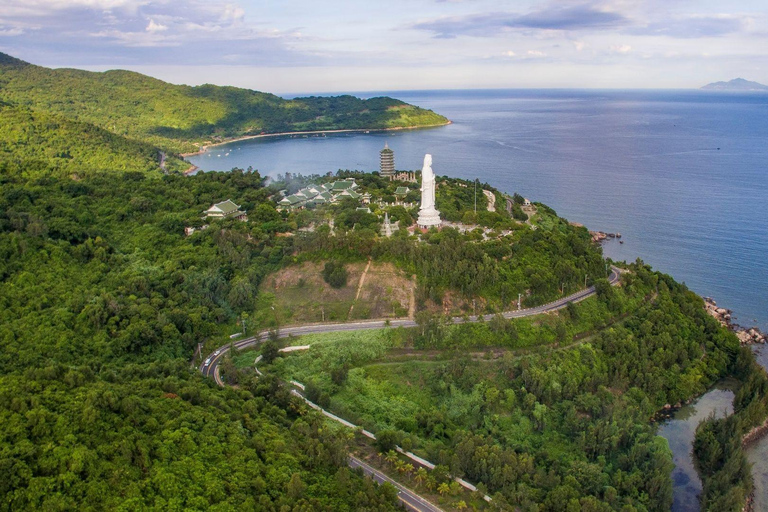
[589,230,622,244]
[705,297,768,345]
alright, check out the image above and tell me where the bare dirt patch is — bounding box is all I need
[259,261,415,325]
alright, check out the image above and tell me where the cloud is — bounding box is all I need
[146,19,167,32]
[0,0,318,66]
[0,27,25,36]
[610,44,631,53]
[629,15,749,38]
[414,4,629,38]
[527,50,547,57]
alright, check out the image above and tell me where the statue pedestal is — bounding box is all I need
[417,208,442,229]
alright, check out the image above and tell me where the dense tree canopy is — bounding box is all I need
[0,52,448,155]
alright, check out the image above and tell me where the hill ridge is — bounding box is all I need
[0,51,449,155]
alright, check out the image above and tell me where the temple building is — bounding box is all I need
[380,142,395,178]
[204,199,247,221]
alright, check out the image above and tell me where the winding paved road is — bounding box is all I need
[201,266,622,384]
[199,267,623,510]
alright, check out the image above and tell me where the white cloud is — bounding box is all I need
[610,44,632,53]
[146,19,167,32]
[0,27,24,36]
[504,50,516,57]
[527,50,547,57]
[573,40,586,51]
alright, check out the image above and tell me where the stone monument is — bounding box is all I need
[417,154,441,228]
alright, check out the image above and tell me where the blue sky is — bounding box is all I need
[1,0,766,92]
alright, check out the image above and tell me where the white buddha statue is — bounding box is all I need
[417,154,441,228]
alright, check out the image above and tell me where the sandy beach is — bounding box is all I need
[179,121,452,158]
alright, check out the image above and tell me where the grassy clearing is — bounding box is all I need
[269,328,393,386]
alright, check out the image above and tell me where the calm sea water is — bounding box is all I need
[188,88,768,510]
[188,89,768,329]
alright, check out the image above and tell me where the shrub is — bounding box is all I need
[322,261,348,288]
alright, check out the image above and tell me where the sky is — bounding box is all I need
[1,0,767,93]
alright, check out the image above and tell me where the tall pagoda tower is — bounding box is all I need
[379,142,395,179]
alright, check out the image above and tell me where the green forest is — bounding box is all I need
[0,52,449,157]
[0,169,410,510]
[260,262,759,511]
[1,69,767,508]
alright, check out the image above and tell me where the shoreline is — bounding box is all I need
[179,121,452,158]
[704,297,768,345]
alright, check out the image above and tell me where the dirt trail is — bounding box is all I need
[348,258,372,318]
[408,280,416,319]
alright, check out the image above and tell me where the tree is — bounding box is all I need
[322,261,348,288]
[261,338,280,364]
[376,430,402,454]
[287,473,306,500]
[415,467,428,488]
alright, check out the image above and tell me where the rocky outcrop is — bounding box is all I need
[704,298,767,345]
[589,231,622,244]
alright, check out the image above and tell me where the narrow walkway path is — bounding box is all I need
[348,258,372,318]
[408,276,416,320]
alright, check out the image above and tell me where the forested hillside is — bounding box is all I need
[2,160,765,510]
[0,52,449,154]
[0,103,187,178]
[266,264,743,511]
[0,169,402,509]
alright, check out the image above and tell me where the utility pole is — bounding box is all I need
[474,179,477,213]
[518,293,522,311]
[321,307,325,323]
[585,274,588,288]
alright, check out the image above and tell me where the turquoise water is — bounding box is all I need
[187,89,768,329]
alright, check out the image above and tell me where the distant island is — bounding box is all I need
[701,77,768,91]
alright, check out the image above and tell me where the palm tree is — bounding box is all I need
[384,450,399,467]
[438,482,451,496]
[414,467,428,488]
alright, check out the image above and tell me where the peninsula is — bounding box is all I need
[0,51,449,172]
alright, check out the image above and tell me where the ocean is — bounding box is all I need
[187,89,768,330]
